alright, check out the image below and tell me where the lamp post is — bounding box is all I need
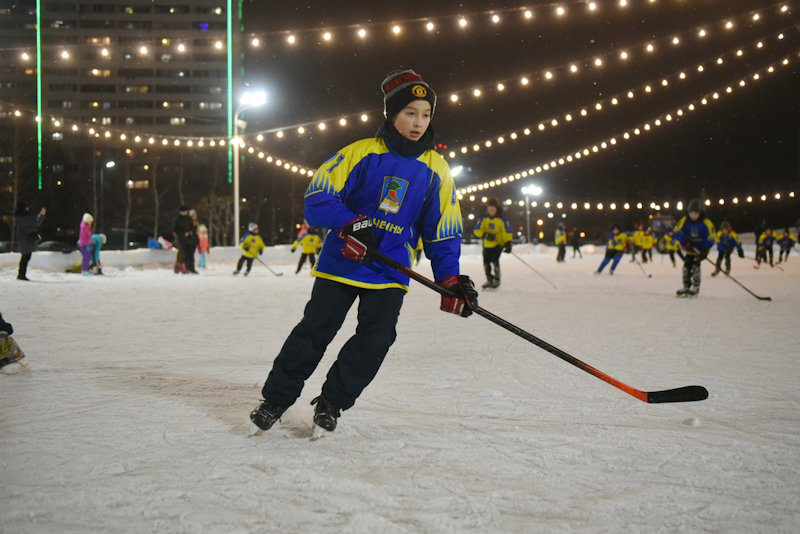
[99,160,116,235]
[232,90,267,244]
[521,184,542,244]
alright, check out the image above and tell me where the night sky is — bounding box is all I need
[241,1,800,232]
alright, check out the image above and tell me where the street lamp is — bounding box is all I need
[521,184,542,244]
[233,90,267,244]
[99,160,116,235]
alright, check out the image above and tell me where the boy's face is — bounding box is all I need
[392,100,432,142]
[689,211,700,221]
[487,205,497,217]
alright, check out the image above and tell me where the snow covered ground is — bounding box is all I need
[2,244,798,533]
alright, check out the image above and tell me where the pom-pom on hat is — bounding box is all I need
[83,213,94,223]
[381,69,437,122]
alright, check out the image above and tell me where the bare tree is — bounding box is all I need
[196,195,232,246]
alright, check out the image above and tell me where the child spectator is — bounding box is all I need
[197,224,210,269]
[78,213,94,276]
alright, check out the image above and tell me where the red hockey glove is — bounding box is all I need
[338,216,376,262]
[439,275,478,318]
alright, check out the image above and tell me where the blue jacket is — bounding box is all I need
[305,136,463,291]
[716,230,743,253]
[673,215,715,253]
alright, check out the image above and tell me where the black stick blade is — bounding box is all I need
[646,385,709,403]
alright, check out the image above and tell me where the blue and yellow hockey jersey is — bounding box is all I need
[673,215,715,252]
[305,137,463,290]
[474,216,512,248]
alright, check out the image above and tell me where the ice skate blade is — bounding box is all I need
[248,423,265,437]
[0,360,30,375]
[310,424,328,441]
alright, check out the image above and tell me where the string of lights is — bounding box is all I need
[456,48,800,209]
[237,3,798,141]
[3,41,797,192]
[462,190,798,232]
[8,2,793,149]
[244,1,792,51]
[446,26,799,161]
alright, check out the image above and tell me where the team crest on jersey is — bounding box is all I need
[378,176,409,214]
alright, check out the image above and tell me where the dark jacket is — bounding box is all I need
[15,207,45,254]
[172,212,196,245]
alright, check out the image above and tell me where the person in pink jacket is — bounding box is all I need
[79,213,94,276]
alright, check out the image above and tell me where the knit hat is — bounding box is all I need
[248,222,258,232]
[83,213,94,223]
[381,69,437,122]
[720,220,731,231]
[687,199,702,213]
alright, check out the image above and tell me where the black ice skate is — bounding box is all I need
[676,286,699,297]
[250,400,288,431]
[311,396,340,432]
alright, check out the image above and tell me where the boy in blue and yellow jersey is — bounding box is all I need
[251,69,477,434]
[711,221,744,276]
[756,227,776,267]
[663,229,681,267]
[555,223,567,262]
[233,222,266,276]
[474,198,513,288]
[673,199,715,296]
[291,228,322,274]
[595,224,627,274]
[777,228,795,263]
[628,222,644,262]
[640,227,657,263]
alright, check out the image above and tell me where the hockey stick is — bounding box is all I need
[255,256,284,276]
[370,249,708,404]
[510,251,557,289]
[633,257,652,278]
[704,258,770,301]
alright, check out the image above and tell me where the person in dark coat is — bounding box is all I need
[172,206,198,274]
[14,202,46,281]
